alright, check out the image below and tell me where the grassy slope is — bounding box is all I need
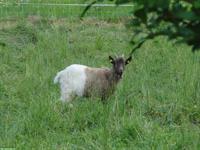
[0,3,200,149]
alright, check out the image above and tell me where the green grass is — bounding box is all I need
[1,4,200,149]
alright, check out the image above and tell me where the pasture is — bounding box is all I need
[0,1,200,149]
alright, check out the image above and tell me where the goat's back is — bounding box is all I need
[55,64,114,99]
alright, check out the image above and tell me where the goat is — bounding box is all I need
[54,55,132,102]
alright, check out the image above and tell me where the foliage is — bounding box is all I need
[82,0,200,51]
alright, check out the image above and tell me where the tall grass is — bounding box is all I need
[0,2,200,149]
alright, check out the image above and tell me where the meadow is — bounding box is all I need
[0,1,200,149]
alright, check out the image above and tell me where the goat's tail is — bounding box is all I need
[54,71,62,84]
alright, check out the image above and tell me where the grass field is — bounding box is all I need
[1,1,200,149]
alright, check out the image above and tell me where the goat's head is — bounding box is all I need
[109,55,132,80]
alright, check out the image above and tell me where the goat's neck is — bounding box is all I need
[109,68,121,84]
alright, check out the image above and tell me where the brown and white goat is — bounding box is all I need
[54,55,132,102]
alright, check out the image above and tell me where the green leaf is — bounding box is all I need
[174,10,198,21]
[134,8,147,24]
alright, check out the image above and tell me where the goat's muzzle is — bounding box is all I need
[116,71,123,80]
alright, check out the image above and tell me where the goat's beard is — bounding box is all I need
[115,73,122,80]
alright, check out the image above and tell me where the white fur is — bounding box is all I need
[54,64,87,102]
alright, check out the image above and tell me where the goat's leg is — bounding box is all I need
[60,92,73,102]
[60,84,73,103]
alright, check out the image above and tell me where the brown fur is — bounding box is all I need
[84,67,119,100]
[83,55,132,100]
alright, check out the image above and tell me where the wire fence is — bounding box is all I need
[0,2,134,7]
[0,1,134,20]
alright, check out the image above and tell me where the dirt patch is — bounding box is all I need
[0,18,18,30]
[27,15,42,25]
[0,15,128,30]
[80,18,125,28]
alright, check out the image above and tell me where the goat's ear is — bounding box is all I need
[125,56,132,65]
[109,56,114,64]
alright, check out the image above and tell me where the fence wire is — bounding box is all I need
[0,1,134,20]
